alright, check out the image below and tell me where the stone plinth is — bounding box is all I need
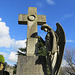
[16,55,47,75]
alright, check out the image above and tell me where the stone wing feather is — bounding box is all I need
[54,22,66,74]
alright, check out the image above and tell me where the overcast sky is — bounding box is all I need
[0,0,75,65]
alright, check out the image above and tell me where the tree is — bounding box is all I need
[64,49,75,74]
[13,64,17,74]
[37,37,46,56]
[0,55,5,63]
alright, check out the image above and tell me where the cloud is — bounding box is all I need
[8,52,18,63]
[55,13,75,22]
[46,0,55,5]
[7,40,26,63]
[0,52,8,57]
[15,40,26,49]
[66,39,75,42]
[60,13,75,22]
[0,18,27,65]
[36,2,43,8]
[11,39,26,52]
[0,21,14,48]
[0,18,2,21]
[0,19,26,49]
[63,13,74,19]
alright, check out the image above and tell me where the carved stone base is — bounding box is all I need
[16,55,47,75]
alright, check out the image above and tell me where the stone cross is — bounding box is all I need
[18,7,46,56]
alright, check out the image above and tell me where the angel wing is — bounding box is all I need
[53,22,66,75]
[41,23,66,74]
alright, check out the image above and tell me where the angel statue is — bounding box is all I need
[38,23,66,75]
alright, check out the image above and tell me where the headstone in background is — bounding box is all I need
[5,66,13,75]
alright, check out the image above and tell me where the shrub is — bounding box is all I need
[0,55,5,63]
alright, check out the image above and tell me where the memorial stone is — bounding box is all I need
[16,7,47,75]
[18,7,46,56]
[17,7,66,75]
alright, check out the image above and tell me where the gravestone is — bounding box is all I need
[5,66,13,75]
[16,7,47,75]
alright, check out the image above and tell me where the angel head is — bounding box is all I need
[41,24,52,32]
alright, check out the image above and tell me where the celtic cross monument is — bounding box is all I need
[16,7,47,75]
[18,7,46,56]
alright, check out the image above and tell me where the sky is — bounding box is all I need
[0,0,75,66]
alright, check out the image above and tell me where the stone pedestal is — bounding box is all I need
[16,55,47,75]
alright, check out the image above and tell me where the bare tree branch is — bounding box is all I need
[64,49,75,74]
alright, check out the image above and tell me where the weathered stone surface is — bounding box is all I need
[37,15,46,25]
[27,38,38,56]
[16,55,47,75]
[18,7,46,56]
[40,23,66,75]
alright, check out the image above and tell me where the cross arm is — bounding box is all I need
[18,14,28,25]
[37,15,46,25]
